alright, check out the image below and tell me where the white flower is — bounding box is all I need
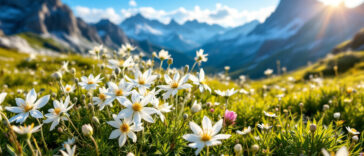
[61,61,69,72]
[12,123,42,135]
[194,49,208,63]
[60,144,77,156]
[62,138,75,149]
[257,123,272,130]
[152,100,172,122]
[6,89,50,123]
[93,87,112,110]
[236,126,251,135]
[239,89,249,95]
[89,45,104,56]
[107,114,143,147]
[264,111,277,118]
[158,72,192,99]
[106,79,132,104]
[118,92,158,125]
[189,68,211,93]
[333,112,341,119]
[346,127,360,135]
[264,69,274,76]
[121,43,136,52]
[78,74,103,90]
[158,49,170,60]
[126,68,157,90]
[215,88,237,97]
[63,84,75,94]
[0,92,7,117]
[322,146,348,156]
[183,116,231,155]
[108,57,135,70]
[44,96,73,131]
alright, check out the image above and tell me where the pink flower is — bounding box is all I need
[224,110,237,126]
[210,108,215,113]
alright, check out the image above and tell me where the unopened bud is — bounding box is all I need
[323,104,329,111]
[167,58,173,65]
[184,65,189,73]
[234,144,243,154]
[352,135,359,142]
[333,112,340,119]
[82,124,93,136]
[251,144,259,152]
[183,114,188,120]
[92,116,100,124]
[191,103,201,114]
[52,72,62,81]
[310,124,317,133]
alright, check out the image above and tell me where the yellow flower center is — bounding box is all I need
[200,133,212,142]
[120,123,130,133]
[119,60,124,66]
[88,80,95,84]
[268,112,275,115]
[351,128,358,132]
[132,103,142,112]
[23,104,33,112]
[54,108,61,115]
[201,80,207,85]
[171,82,179,89]
[99,93,106,100]
[138,78,145,85]
[66,87,71,92]
[116,90,123,96]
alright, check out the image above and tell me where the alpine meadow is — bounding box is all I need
[0,0,363,155]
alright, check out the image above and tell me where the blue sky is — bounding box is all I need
[62,0,364,27]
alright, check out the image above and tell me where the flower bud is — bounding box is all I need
[210,108,215,113]
[251,144,260,152]
[323,104,329,111]
[333,112,340,119]
[126,152,135,156]
[152,52,157,58]
[82,124,93,136]
[183,114,188,120]
[70,68,76,74]
[234,144,243,154]
[299,103,304,108]
[57,127,64,133]
[352,135,359,142]
[167,58,173,65]
[92,116,100,124]
[310,124,317,133]
[224,66,230,71]
[184,65,189,73]
[191,102,201,114]
[100,64,105,70]
[51,72,62,81]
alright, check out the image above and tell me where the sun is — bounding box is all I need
[319,0,364,8]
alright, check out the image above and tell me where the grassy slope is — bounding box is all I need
[0,48,363,155]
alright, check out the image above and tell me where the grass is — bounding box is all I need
[0,48,363,155]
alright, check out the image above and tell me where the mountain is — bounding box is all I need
[92,19,130,49]
[208,20,260,42]
[120,13,227,52]
[0,0,104,53]
[197,0,364,79]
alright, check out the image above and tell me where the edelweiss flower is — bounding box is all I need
[346,127,360,135]
[0,92,7,120]
[12,123,42,135]
[93,87,112,110]
[126,68,157,90]
[183,116,231,155]
[107,115,143,147]
[62,138,75,149]
[6,89,50,123]
[78,74,103,90]
[63,84,75,94]
[121,43,136,53]
[194,49,208,63]
[118,92,158,124]
[44,96,73,131]
[108,57,135,70]
[264,111,277,118]
[189,68,211,93]
[158,72,192,99]
[158,49,170,60]
[106,79,132,104]
[215,88,237,97]
[322,146,348,156]
[152,100,172,122]
[89,45,104,56]
[60,144,77,156]
[236,126,251,135]
[257,123,272,130]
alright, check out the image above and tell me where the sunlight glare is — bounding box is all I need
[319,0,364,8]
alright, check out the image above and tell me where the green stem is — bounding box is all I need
[90,135,99,156]
[36,118,49,152]
[26,139,36,156]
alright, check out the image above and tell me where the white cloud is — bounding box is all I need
[129,0,137,7]
[75,6,122,24]
[74,4,275,27]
